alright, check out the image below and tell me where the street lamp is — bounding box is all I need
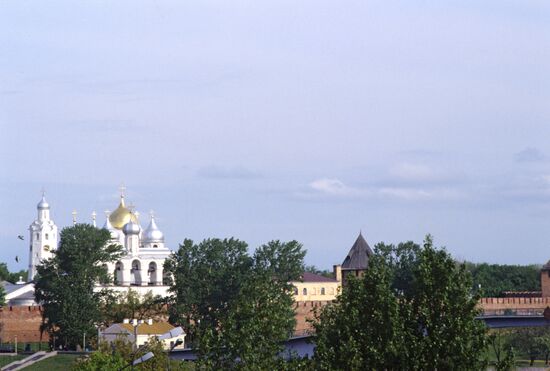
[118,351,154,371]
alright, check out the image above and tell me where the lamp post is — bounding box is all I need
[167,339,184,371]
[118,351,154,371]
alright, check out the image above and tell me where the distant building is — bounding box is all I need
[333,232,373,286]
[291,272,340,302]
[99,319,186,350]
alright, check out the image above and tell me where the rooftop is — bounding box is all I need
[341,232,373,270]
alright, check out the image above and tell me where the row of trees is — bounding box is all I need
[35,224,537,369]
[465,262,541,296]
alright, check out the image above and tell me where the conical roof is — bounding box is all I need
[341,232,373,270]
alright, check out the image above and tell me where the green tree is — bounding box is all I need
[101,289,167,325]
[34,224,123,349]
[488,330,515,370]
[73,337,183,371]
[314,254,405,370]
[0,285,5,307]
[164,238,306,369]
[313,235,487,370]
[465,262,540,297]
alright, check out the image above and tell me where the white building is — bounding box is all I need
[101,194,171,289]
[11,190,173,306]
[99,319,186,350]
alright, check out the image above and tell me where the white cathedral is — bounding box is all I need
[6,190,173,306]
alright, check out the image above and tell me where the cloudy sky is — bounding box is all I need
[1,0,550,271]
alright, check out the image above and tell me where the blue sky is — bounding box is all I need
[1,0,550,271]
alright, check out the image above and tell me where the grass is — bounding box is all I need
[22,354,80,370]
[0,354,26,368]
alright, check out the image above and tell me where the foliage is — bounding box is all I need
[304,265,334,279]
[0,263,28,284]
[313,235,488,370]
[487,331,515,370]
[101,289,167,325]
[464,262,540,297]
[34,224,123,349]
[164,238,306,370]
[74,337,174,371]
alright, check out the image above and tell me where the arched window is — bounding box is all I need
[45,233,49,240]
[302,288,307,296]
[321,287,326,295]
[131,260,142,286]
[36,233,39,240]
[148,262,158,285]
[153,244,158,248]
[293,286,298,295]
[114,262,124,285]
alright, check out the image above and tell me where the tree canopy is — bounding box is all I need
[34,224,123,348]
[164,238,306,369]
[313,236,488,370]
[464,262,540,297]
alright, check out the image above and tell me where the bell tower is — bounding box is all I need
[28,193,58,281]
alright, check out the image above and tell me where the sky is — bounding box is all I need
[1,0,550,271]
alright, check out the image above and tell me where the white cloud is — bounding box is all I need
[307,178,463,202]
[309,178,359,196]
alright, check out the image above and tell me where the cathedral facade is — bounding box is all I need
[27,191,172,295]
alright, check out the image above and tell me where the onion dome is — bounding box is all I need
[37,194,50,210]
[109,196,138,229]
[103,214,120,240]
[143,214,164,243]
[122,220,141,235]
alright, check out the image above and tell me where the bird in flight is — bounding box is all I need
[17,235,24,240]
[15,256,19,263]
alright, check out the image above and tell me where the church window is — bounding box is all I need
[321,287,326,295]
[153,244,158,248]
[302,288,307,296]
[45,233,49,240]
[36,233,39,240]
[293,286,298,295]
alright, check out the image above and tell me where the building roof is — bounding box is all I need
[300,272,337,283]
[119,321,174,335]
[341,232,373,270]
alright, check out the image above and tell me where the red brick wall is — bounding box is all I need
[293,300,331,336]
[0,306,48,343]
[478,297,550,315]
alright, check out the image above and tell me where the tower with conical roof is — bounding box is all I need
[28,193,58,281]
[335,231,374,285]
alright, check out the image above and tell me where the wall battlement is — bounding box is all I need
[0,305,48,343]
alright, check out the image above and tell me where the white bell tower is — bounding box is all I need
[28,193,58,281]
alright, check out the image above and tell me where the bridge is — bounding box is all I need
[478,315,550,328]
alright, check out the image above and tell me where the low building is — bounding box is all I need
[291,272,340,302]
[99,319,185,350]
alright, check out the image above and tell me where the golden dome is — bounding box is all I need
[109,197,138,229]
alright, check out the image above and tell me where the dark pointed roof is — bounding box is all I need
[341,232,373,270]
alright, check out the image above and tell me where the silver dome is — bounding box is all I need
[122,220,141,235]
[103,217,120,240]
[143,216,164,242]
[37,195,50,210]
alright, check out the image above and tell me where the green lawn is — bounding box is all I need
[0,354,26,368]
[22,354,80,370]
